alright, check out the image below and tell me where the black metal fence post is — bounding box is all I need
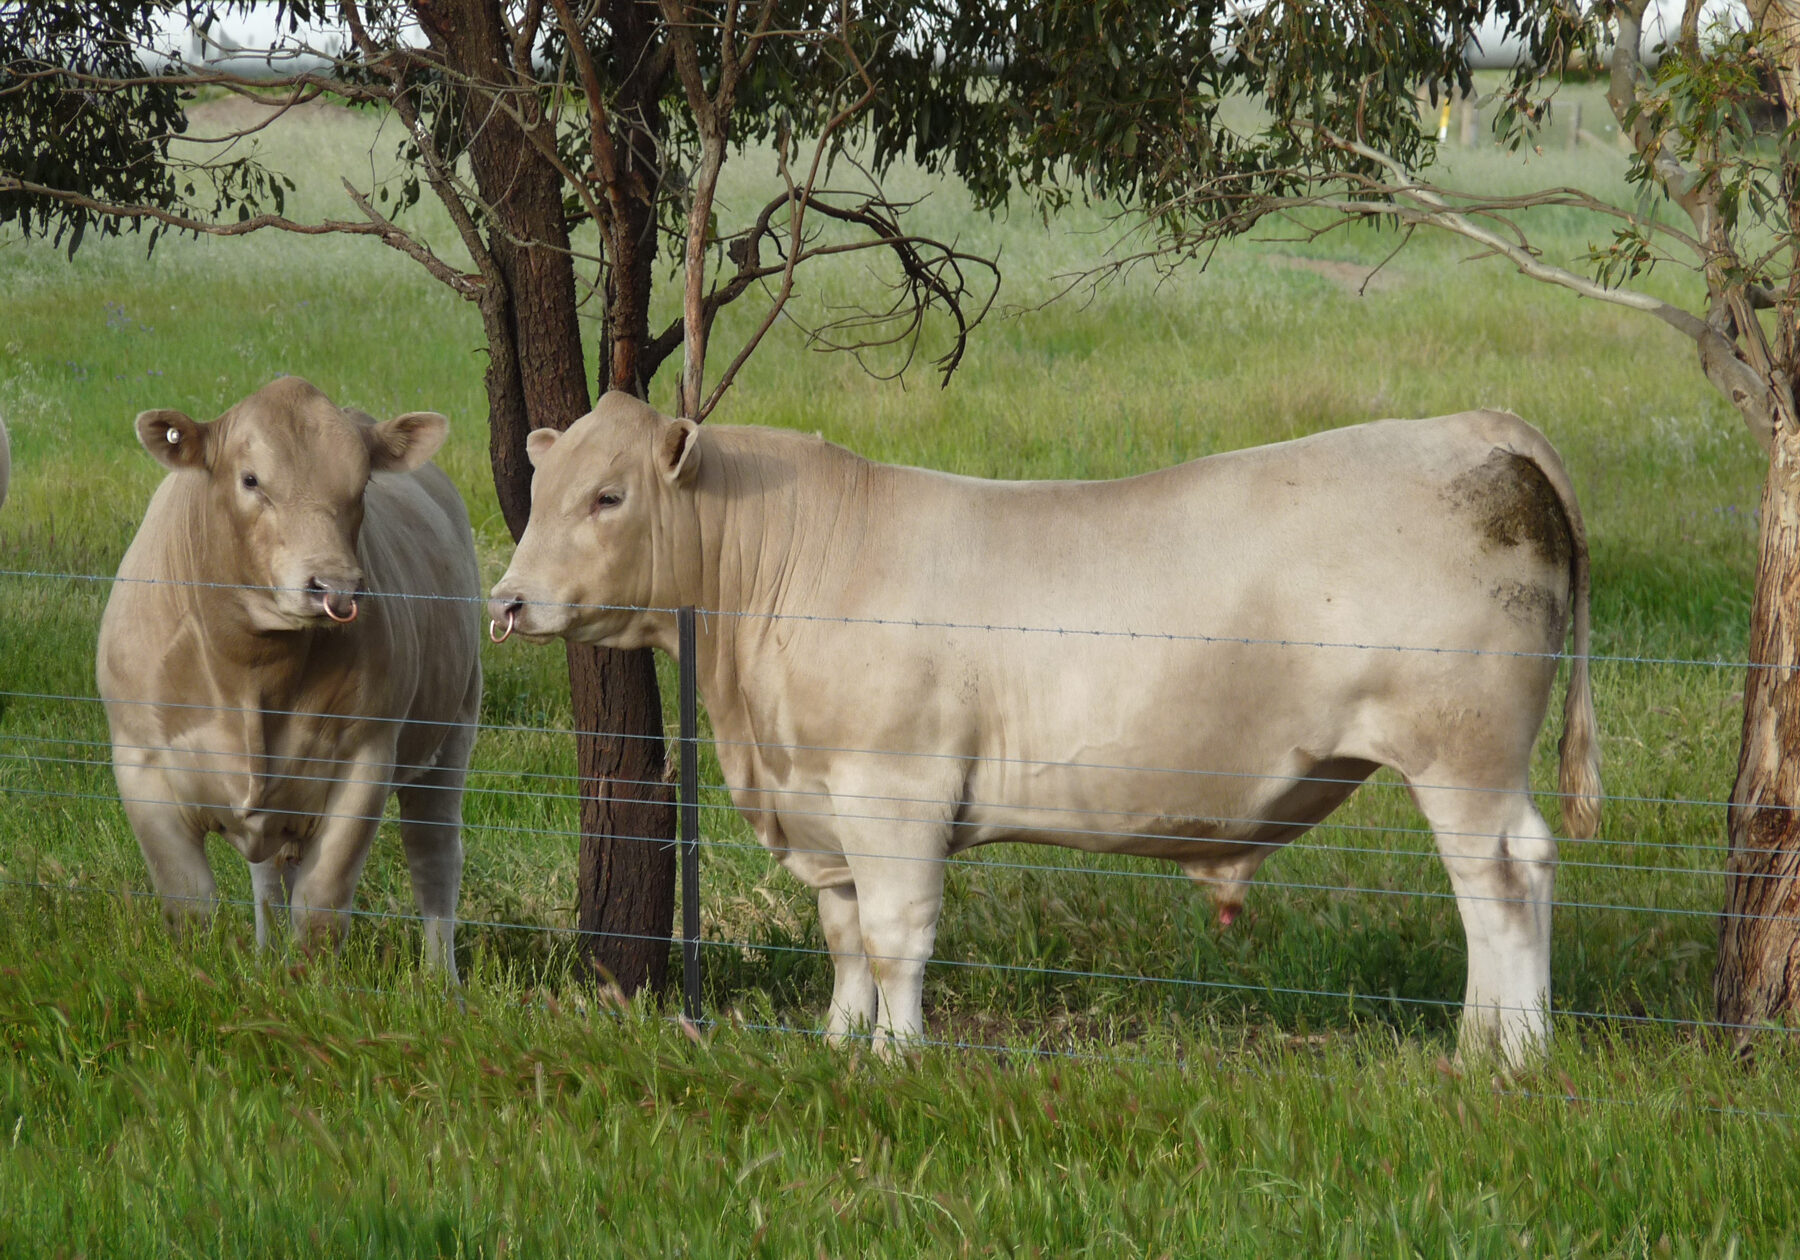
[678,605,702,1025]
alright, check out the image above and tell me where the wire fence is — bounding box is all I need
[1,567,1790,1076]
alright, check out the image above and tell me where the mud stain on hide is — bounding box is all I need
[1489,579,1569,635]
[1444,449,1573,570]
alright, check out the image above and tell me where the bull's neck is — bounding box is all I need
[661,430,874,709]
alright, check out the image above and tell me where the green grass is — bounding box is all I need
[0,79,1792,1254]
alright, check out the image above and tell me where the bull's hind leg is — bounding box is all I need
[395,738,473,984]
[1410,780,1556,1064]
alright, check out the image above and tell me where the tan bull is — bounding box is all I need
[98,377,483,977]
[490,394,1600,1062]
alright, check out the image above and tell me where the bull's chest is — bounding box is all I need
[161,713,383,862]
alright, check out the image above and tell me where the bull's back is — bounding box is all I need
[877,411,1564,635]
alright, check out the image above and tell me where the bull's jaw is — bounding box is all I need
[243,590,355,634]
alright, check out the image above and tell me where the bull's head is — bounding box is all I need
[137,376,448,631]
[488,392,698,649]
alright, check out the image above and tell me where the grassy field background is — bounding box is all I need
[3,79,1795,1255]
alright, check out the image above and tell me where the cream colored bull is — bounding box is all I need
[490,394,1600,1062]
[98,376,483,977]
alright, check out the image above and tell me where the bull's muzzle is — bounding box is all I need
[488,594,524,643]
[306,577,361,623]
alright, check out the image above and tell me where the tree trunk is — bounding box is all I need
[418,0,676,996]
[1717,419,1800,1040]
[570,643,675,992]
[1715,0,1800,1044]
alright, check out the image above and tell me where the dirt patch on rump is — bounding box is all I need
[1444,448,1574,569]
[1270,254,1402,295]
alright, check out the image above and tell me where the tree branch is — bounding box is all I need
[340,0,503,298]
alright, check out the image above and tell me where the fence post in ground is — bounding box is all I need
[678,604,702,1025]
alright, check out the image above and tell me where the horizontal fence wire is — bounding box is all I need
[5,737,1795,912]
[6,880,1791,1130]
[3,567,1794,1074]
[0,565,1783,672]
[0,741,1769,883]
[0,754,1744,886]
[0,686,1778,832]
[0,873,1782,1044]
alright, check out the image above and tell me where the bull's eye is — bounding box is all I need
[240,472,259,491]
[595,491,623,511]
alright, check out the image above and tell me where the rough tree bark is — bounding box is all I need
[1716,0,1800,1037]
[1720,415,1800,1033]
[416,0,676,995]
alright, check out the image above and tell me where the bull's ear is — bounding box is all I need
[368,410,449,472]
[136,409,210,471]
[658,417,700,488]
[525,428,560,467]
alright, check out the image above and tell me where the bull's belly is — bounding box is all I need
[946,756,1374,863]
[754,753,1374,885]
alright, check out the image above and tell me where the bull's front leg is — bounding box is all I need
[833,786,954,1054]
[817,882,876,1042]
[285,768,390,956]
[249,856,297,950]
[115,766,219,935]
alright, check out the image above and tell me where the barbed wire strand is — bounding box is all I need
[0,746,1762,885]
[0,687,1768,833]
[2,778,1794,923]
[0,566,1774,673]
[0,874,1786,1043]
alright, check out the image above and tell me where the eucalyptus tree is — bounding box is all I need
[3,0,1000,994]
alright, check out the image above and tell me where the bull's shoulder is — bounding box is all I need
[367,462,473,534]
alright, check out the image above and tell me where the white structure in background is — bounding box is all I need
[1465,0,1748,67]
[142,5,415,77]
[138,1,1749,78]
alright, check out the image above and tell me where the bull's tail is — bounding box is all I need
[1487,411,1601,839]
[1556,561,1601,840]
[1529,427,1602,841]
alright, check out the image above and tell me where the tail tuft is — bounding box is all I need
[1557,649,1601,840]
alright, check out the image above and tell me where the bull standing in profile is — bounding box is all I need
[490,393,1601,1064]
[98,376,482,978]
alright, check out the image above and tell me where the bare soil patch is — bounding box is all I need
[1271,253,1403,295]
[183,93,358,140]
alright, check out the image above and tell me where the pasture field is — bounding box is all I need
[3,80,1798,1255]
